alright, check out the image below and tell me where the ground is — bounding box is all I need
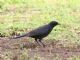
[0,0,80,60]
[0,37,80,60]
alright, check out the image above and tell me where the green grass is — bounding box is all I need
[0,0,80,43]
[0,0,80,60]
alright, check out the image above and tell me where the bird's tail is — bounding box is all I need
[11,33,29,39]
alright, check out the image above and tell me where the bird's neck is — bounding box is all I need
[50,24,56,28]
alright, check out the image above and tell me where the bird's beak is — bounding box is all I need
[58,23,60,25]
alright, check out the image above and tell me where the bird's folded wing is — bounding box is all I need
[28,25,49,36]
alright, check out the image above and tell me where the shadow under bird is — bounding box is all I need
[12,21,60,47]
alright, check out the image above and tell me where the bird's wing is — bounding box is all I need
[28,25,50,36]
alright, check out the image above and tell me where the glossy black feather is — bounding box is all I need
[12,21,59,47]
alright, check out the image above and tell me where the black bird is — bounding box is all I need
[12,21,59,47]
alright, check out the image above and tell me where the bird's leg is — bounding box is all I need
[38,39,45,47]
[35,38,38,43]
[35,38,40,46]
[35,38,45,47]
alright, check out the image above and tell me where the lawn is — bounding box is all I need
[0,0,80,41]
[0,0,80,60]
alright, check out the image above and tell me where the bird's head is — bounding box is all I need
[49,21,60,27]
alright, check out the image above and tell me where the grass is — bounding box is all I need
[0,0,80,43]
[0,0,80,44]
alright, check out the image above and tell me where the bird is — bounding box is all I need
[12,21,59,47]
